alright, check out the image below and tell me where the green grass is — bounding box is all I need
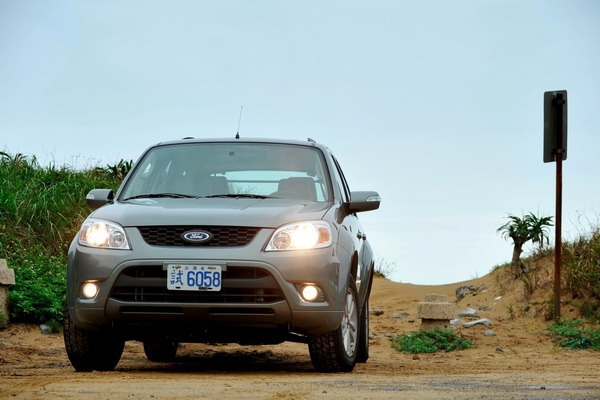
[390,328,473,354]
[0,152,126,325]
[562,226,600,320]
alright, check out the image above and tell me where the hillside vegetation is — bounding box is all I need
[0,151,599,330]
[0,152,122,326]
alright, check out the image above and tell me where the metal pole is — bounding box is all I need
[553,94,565,321]
[554,149,562,321]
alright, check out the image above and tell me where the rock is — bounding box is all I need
[392,312,409,319]
[455,284,487,301]
[462,318,492,328]
[458,308,479,318]
[370,309,384,316]
[450,318,461,326]
[455,285,474,301]
[40,324,52,335]
[484,330,496,336]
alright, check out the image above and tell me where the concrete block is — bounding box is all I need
[0,259,15,323]
[417,302,455,320]
[417,293,456,331]
[424,294,448,303]
[0,259,16,285]
[420,319,453,331]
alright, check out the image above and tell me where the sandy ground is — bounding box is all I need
[1,273,599,399]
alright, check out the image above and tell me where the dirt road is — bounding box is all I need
[2,276,599,399]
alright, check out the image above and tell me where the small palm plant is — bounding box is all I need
[497,213,553,278]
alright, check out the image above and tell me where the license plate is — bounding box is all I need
[167,264,222,291]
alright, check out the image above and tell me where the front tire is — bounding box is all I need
[63,308,124,372]
[308,280,359,372]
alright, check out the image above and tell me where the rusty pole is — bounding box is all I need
[553,94,565,321]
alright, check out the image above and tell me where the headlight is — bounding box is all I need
[266,221,332,251]
[78,218,131,249]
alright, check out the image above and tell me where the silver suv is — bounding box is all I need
[64,138,380,372]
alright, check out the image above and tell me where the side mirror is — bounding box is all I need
[86,189,114,209]
[347,191,381,213]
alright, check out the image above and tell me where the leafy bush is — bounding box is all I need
[390,328,473,354]
[547,319,600,351]
[7,248,66,327]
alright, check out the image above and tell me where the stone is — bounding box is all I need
[455,284,487,301]
[417,293,455,331]
[455,285,474,301]
[417,302,455,320]
[458,307,479,318]
[40,324,52,335]
[462,318,492,328]
[0,259,16,323]
[0,259,15,285]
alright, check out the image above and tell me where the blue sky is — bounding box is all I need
[1,1,599,284]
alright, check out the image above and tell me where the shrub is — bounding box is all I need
[547,319,600,351]
[374,258,397,279]
[390,328,473,354]
[7,249,66,326]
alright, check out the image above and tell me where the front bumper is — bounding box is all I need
[67,228,351,337]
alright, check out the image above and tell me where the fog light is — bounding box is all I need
[81,282,99,299]
[301,285,319,302]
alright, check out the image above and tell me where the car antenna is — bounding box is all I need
[235,106,243,139]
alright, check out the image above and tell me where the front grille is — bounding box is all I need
[138,226,260,247]
[110,265,284,304]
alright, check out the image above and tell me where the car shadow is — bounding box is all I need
[116,344,316,373]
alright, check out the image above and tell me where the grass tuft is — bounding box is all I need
[390,328,473,354]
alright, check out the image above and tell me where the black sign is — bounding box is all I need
[543,90,568,163]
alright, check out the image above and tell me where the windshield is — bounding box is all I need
[120,143,331,202]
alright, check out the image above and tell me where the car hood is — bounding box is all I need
[89,198,334,228]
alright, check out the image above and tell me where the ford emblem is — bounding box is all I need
[181,230,212,243]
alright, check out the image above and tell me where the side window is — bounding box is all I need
[331,155,351,203]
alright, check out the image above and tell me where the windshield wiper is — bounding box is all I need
[123,193,198,201]
[204,194,271,199]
